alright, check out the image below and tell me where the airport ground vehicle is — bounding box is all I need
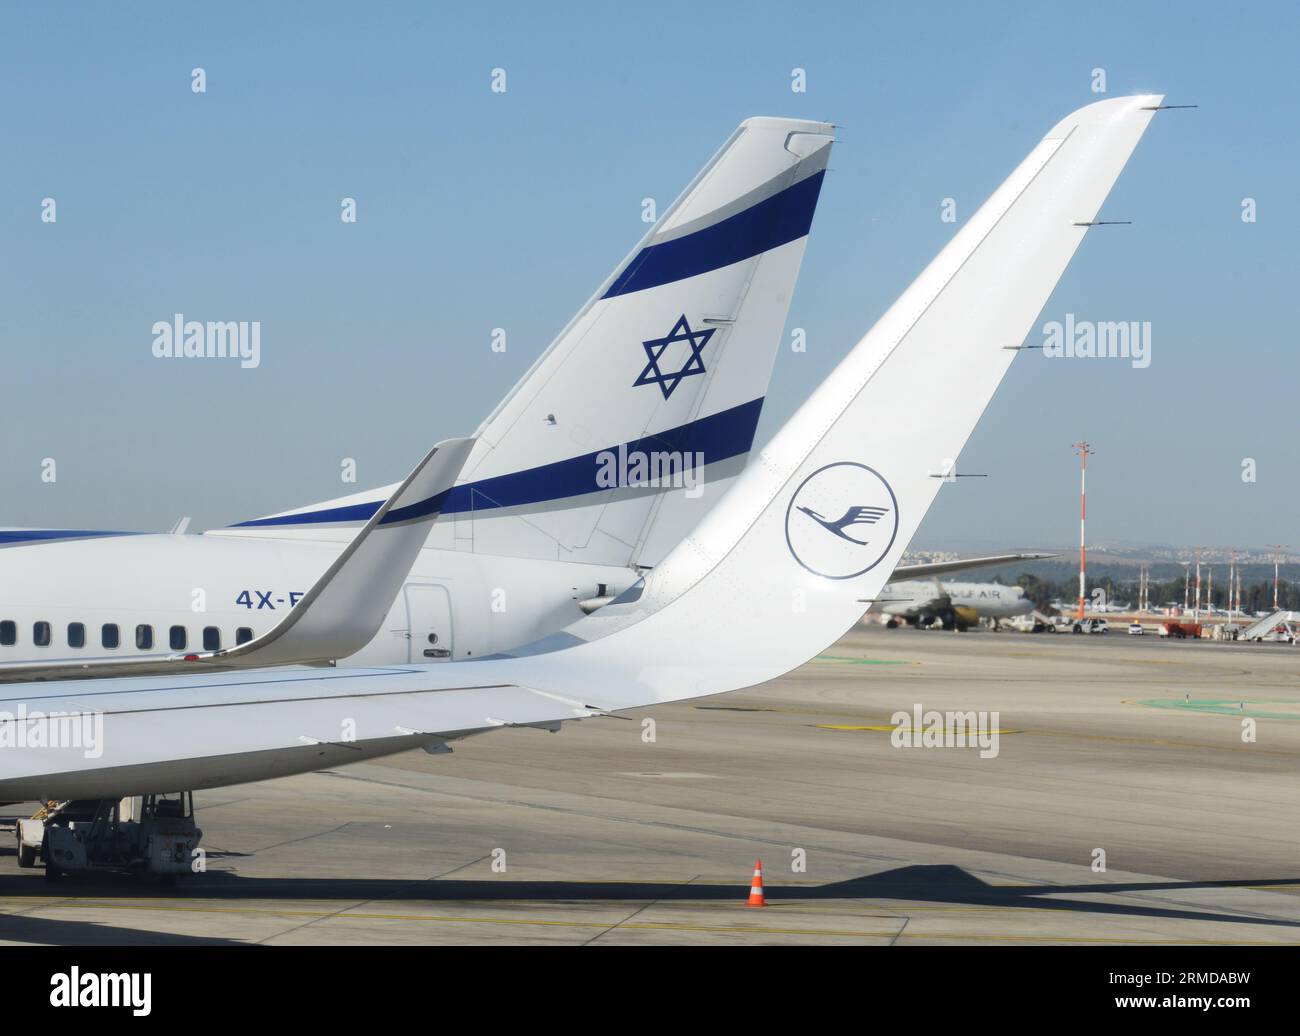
[1240,611,1300,642]
[1073,618,1109,634]
[1127,622,1144,636]
[1160,621,1203,639]
[16,794,201,884]
[1007,614,1048,633]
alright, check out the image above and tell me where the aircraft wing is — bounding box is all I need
[890,552,1057,581]
[0,667,610,799]
[0,438,474,685]
[0,95,1165,802]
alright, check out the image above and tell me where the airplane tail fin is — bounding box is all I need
[220,118,833,568]
[550,96,1165,704]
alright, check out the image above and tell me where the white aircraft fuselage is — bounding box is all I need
[0,533,630,669]
[881,579,1034,627]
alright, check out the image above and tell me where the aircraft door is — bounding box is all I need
[404,583,453,662]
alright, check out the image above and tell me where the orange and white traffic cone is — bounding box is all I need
[747,859,766,907]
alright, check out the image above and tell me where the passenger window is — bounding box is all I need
[34,622,51,647]
[136,624,154,650]
[102,623,120,649]
[169,625,187,651]
[203,627,220,651]
[0,620,14,646]
[236,627,254,645]
[68,622,86,649]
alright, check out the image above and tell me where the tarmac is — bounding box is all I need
[3,624,1300,945]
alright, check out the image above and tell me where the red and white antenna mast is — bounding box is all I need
[1072,441,1093,621]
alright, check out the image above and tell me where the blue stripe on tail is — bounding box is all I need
[232,397,765,529]
[602,171,825,299]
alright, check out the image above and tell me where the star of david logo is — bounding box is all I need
[633,314,715,400]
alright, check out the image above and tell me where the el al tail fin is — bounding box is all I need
[223,118,833,570]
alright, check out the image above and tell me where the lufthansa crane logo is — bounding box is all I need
[784,462,899,579]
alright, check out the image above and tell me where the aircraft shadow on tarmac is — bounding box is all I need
[3,863,1299,934]
[0,913,243,947]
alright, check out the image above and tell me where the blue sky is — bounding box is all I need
[1,1,1296,550]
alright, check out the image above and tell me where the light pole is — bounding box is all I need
[1073,441,1093,621]
[1228,549,1236,621]
[1194,547,1202,620]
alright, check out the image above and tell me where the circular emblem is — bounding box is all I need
[784,462,899,580]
